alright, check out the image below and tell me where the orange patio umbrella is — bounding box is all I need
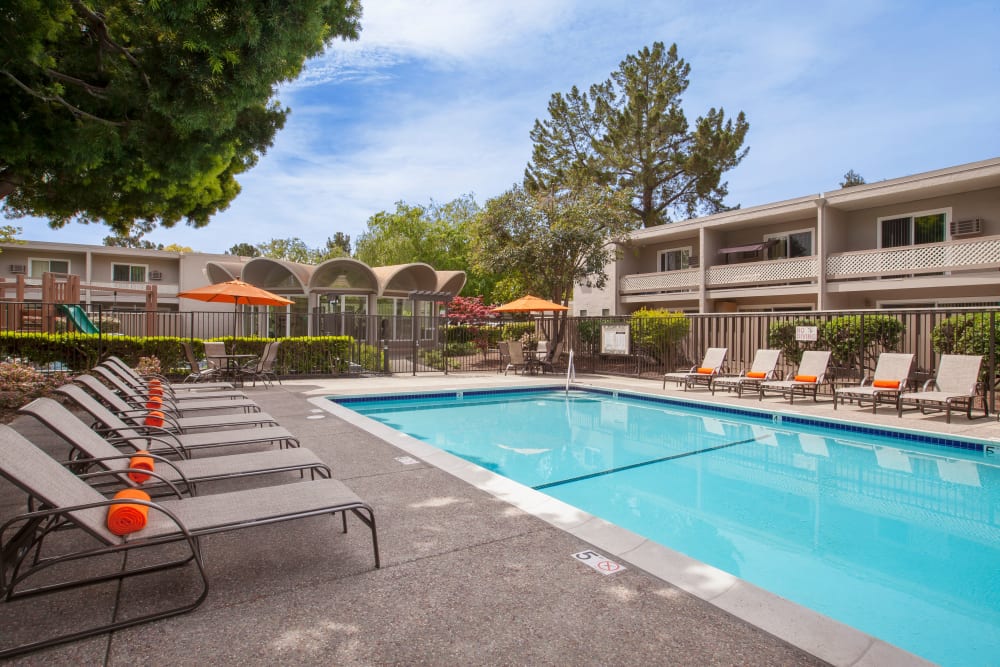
[177,279,293,338]
[491,295,568,313]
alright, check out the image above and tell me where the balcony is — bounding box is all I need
[826,235,1000,280]
[83,281,180,297]
[706,256,818,287]
[620,268,699,294]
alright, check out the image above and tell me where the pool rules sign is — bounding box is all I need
[572,550,626,575]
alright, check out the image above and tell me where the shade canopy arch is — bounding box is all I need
[435,270,467,296]
[240,257,311,296]
[204,261,245,284]
[309,258,380,294]
[372,263,439,297]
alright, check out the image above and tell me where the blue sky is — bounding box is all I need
[20,0,1000,253]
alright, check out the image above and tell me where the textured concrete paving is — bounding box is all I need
[4,370,985,665]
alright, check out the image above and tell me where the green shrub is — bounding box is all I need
[932,312,997,356]
[821,314,904,371]
[420,349,460,370]
[500,322,535,343]
[630,309,689,364]
[0,360,70,421]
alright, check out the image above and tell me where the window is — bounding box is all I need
[764,229,813,258]
[29,259,70,278]
[878,210,948,248]
[658,246,691,272]
[112,263,147,282]
[579,310,588,317]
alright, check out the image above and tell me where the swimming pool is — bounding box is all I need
[330,386,1000,667]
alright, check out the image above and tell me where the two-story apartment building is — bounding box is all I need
[572,157,1000,314]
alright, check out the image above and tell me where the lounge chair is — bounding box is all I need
[97,361,249,402]
[711,349,782,398]
[55,385,301,455]
[84,369,263,416]
[19,398,329,495]
[834,352,914,414]
[73,375,280,431]
[179,341,230,385]
[759,350,831,403]
[239,340,282,387]
[0,424,379,658]
[897,354,988,423]
[663,347,727,390]
[105,354,234,392]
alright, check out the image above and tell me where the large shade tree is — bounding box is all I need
[354,194,500,301]
[525,42,749,227]
[472,183,637,342]
[0,0,361,235]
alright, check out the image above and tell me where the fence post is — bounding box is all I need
[991,310,996,414]
[858,311,866,376]
[382,340,389,375]
[96,304,103,361]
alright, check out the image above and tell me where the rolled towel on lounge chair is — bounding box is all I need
[145,410,165,428]
[107,488,151,535]
[128,451,155,483]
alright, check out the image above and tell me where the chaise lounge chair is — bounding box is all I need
[663,347,727,390]
[97,361,249,402]
[73,375,280,432]
[105,354,235,392]
[833,352,914,414]
[896,354,988,423]
[711,349,782,398]
[19,398,329,495]
[56,384,299,453]
[90,366,261,414]
[0,424,379,658]
[759,350,831,403]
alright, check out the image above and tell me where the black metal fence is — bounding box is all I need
[0,302,996,409]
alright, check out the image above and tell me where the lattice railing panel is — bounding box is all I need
[827,236,1000,278]
[620,269,700,294]
[705,257,818,287]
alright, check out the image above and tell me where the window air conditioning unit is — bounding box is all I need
[149,271,163,281]
[687,256,700,268]
[8,264,25,274]
[949,218,983,238]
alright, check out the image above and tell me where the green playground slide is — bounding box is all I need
[56,304,100,334]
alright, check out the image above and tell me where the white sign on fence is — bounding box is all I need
[601,324,630,355]
[795,326,818,341]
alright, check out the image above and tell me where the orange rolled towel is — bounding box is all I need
[794,375,817,383]
[696,367,714,374]
[128,450,155,484]
[873,379,900,389]
[107,488,151,536]
[147,386,164,398]
[145,395,163,410]
[746,371,766,379]
[145,410,165,427]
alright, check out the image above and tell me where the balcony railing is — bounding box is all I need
[826,235,1000,280]
[706,256,818,287]
[621,236,1000,295]
[620,268,700,294]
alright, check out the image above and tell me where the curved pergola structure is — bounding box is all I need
[435,270,467,296]
[204,261,244,284]
[241,258,310,295]
[309,258,380,294]
[371,263,439,297]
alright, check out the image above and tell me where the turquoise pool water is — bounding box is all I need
[336,388,1000,666]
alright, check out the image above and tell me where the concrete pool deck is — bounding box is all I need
[4,371,990,664]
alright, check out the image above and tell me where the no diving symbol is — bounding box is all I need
[572,550,626,576]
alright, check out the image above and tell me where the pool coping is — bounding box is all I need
[311,384,938,667]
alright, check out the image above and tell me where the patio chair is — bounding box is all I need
[759,351,831,403]
[711,349,782,398]
[897,354,988,423]
[56,385,300,455]
[203,340,228,373]
[834,352,914,414]
[97,361,249,403]
[19,398,328,495]
[239,340,282,387]
[537,341,565,374]
[662,347,727,390]
[73,375,280,432]
[503,340,529,375]
[0,424,379,658]
[88,367,262,415]
[179,341,230,385]
[106,354,234,392]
